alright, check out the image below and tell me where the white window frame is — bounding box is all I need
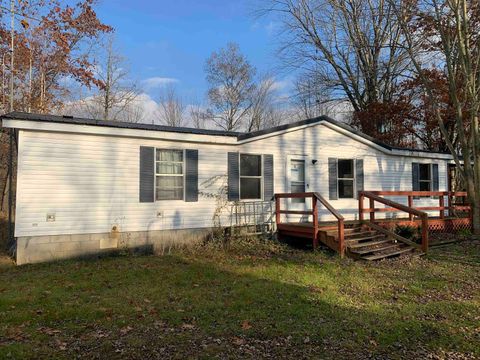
[337,158,356,199]
[155,148,185,201]
[239,153,263,201]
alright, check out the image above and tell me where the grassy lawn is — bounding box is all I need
[0,239,479,359]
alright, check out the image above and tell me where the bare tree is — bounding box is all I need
[390,0,480,233]
[247,76,279,131]
[156,85,185,127]
[263,0,410,116]
[84,36,141,122]
[205,43,256,131]
[292,72,336,119]
[189,102,210,129]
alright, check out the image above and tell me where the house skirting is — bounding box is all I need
[15,228,212,265]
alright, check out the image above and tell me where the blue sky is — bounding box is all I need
[95,0,288,102]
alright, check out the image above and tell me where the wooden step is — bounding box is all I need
[344,231,378,239]
[326,226,362,232]
[345,234,386,243]
[349,243,399,255]
[362,247,415,261]
[347,238,391,249]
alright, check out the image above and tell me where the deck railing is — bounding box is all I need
[274,192,345,256]
[358,191,470,253]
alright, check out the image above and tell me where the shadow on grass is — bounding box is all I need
[0,251,478,359]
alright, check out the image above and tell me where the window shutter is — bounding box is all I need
[432,163,439,191]
[412,162,420,191]
[355,159,364,199]
[263,154,274,201]
[139,146,155,203]
[185,149,198,202]
[328,158,338,200]
[228,152,240,201]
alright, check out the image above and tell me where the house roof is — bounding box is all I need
[1,111,241,137]
[1,111,450,155]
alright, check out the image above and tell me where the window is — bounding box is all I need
[338,159,355,198]
[290,159,306,203]
[240,154,262,200]
[419,164,431,191]
[155,149,184,200]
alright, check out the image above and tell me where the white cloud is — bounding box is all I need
[141,77,179,91]
[265,21,280,36]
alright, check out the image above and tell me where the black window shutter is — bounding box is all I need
[185,149,198,202]
[355,159,364,199]
[139,146,155,202]
[228,152,240,201]
[328,158,338,200]
[412,162,420,191]
[432,163,439,191]
[263,154,274,201]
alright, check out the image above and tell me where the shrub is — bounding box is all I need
[395,224,418,240]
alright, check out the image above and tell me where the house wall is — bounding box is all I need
[13,122,448,264]
[242,124,448,222]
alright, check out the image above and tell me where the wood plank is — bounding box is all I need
[279,210,313,215]
[350,243,399,255]
[345,234,385,242]
[347,239,392,249]
[362,221,421,249]
[366,191,467,197]
[362,247,414,261]
[344,230,377,238]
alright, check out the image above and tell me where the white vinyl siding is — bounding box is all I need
[14,122,449,238]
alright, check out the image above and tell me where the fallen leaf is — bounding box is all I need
[241,320,252,330]
[232,337,246,346]
[120,326,133,335]
[38,327,61,336]
[181,323,195,330]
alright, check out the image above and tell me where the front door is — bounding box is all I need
[287,155,310,216]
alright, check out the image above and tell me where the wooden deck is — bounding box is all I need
[275,191,472,261]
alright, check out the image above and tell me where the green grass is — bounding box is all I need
[0,239,479,359]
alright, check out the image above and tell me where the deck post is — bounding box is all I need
[275,196,281,228]
[338,218,345,258]
[421,214,429,253]
[369,198,375,222]
[439,195,445,219]
[358,192,364,222]
[448,192,453,217]
[408,195,413,222]
[312,195,319,249]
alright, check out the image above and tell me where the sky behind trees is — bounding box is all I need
[95,0,289,102]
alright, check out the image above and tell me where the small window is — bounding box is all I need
[338,159,355,198]
[155,149,184,200]
[240,154,262,200]
[419,164,431,191]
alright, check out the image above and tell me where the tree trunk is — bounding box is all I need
[471,197,480,235]
[1,165,9,212]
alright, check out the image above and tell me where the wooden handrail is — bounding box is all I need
[359,191,429,253]
[313,192,344,220]
[361,192,427,217]
[274,192,345,257]
[359,191,470,219]
[367,191,467,197]
[314,192,345,256]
